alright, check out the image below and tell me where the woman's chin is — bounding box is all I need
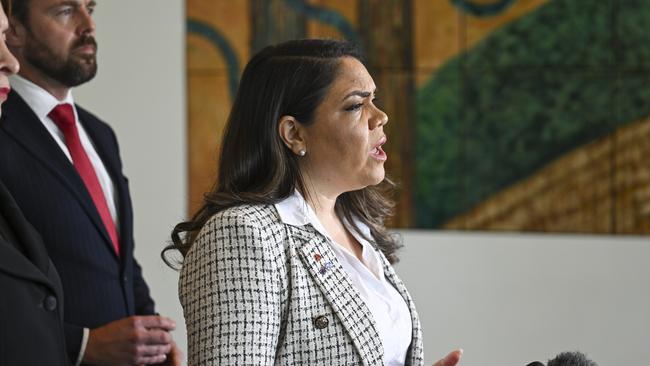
[367,169,386,187]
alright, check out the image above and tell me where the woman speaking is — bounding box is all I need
[167,39,462,366]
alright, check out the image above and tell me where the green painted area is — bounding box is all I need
[415,0,650,228]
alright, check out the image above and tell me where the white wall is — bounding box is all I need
[396,232,650,365]
[74,2,650,366]
[73,0,189,357]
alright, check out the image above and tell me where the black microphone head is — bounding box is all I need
[547,351,598,366]
[526,362,545,366]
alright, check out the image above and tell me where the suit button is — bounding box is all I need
[313,315,329,329]
[44,295,58,311]
[122,275,128,284]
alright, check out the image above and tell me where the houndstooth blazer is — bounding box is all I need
[179,203,424,365]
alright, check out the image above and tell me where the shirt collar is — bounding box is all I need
[274,190,314,227]
[274,190,373,242]
[10,74,75,120]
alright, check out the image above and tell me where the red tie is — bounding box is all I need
[49,104,120,256]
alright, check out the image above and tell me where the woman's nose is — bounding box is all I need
[0,42,19,76]
[370,107,388,130]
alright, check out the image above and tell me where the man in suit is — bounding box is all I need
[0,0,181,364]
[0,2,68,364]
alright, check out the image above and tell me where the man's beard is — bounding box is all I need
[23,33,98,88]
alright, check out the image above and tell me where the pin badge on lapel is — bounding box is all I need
[313,252,333,274]
[319,262,333,274]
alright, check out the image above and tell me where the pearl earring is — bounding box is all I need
[298,149,306,156]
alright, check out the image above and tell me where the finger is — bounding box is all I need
[131,328,169,346]
[137,329,173,345]
[134,315,177,330]
[136,343,173,358]
[135,353,167,365]
[433,349,463,366]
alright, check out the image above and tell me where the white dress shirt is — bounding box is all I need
[275,191,413,366]
[9,74,120,366]
[10,75,120,230]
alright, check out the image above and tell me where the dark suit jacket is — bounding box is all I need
[0,181,69,366]
[0,91,155,362]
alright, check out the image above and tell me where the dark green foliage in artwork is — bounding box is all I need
[415,63,463,227]
[415,0,650,228]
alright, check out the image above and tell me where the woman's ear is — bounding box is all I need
[278,115,307,156]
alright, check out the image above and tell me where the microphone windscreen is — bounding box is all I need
[526,362,545,366]
[547,351,598,366]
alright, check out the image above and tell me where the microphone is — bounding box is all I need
[547,351,598,366]
[526,351,598,366]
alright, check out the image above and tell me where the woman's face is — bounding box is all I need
[300,57,388,197]
[0,3,19,117]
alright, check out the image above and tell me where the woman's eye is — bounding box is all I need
[345,103,363,112]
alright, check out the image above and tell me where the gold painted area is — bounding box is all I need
[306,0,357,39]
[414,0,549,86]
[614,118,650,234]
[188,72,231,214]
[187,0,250,71]
[187,0,249,215]
[188,34,228,70]
[465,0,549,48]
[414,0,461,85]
[444,118,650,234]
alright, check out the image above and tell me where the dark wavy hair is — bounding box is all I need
[163,39,400,267]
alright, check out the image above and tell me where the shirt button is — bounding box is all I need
[313,315,329,329]
[44,295,58,311]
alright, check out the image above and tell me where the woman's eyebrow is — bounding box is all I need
[342,89,375,101]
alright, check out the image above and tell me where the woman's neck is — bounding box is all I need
[303,187,338,222]
[300,182,364,261]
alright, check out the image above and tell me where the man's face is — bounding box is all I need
[22,0,97,87]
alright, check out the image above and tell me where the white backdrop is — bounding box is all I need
[396,231,650,365]
[74,1,650,365]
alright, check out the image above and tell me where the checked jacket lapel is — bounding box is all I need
[289,223,385,366]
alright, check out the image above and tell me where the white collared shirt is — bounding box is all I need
[275,191,412,366]
[10,75,120,231]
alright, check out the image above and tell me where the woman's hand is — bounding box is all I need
[432,349,463,366]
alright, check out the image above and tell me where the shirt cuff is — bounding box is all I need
[75,327,90,366]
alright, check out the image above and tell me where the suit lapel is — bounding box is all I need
[0,239,53,286]
[0,182,56,290]
[2,91,117,259]
[290,224,384,366]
